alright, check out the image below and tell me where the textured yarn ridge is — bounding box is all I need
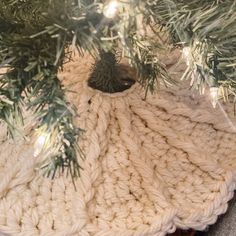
[0,54,236,236]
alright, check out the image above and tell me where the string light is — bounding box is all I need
[103,0,119,19]
[209,87,219,108]
[34,132,50,157]
[182,46,192,66]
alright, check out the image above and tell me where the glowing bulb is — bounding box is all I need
[210,87,219,108]
[182,46,191,66]
[34,132,49,157]
[103,0,118,19]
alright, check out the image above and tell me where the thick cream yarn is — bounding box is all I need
[0,54,236,236]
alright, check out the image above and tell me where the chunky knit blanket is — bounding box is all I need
[0,54,236,236]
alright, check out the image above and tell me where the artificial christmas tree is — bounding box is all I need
[0,1,236,235]
[1,0,235,176]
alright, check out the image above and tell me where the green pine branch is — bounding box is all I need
[146,0,236,91]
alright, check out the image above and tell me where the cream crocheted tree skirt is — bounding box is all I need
[0,54,236,236]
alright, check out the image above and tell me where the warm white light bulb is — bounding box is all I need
[103,0,118,19]
[34,132,49,157]
[182,46,191,66]
[210,87,219,108]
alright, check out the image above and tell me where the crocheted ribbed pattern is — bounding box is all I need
[0,54,236,236]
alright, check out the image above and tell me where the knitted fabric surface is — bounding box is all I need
[0,54,236,236]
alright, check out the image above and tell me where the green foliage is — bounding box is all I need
[0,0,235,178]
[146,0,236,91]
